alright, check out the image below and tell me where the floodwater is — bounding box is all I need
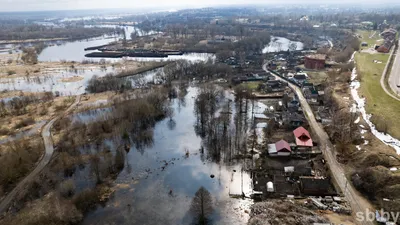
[81,87,260,225]
[70,107,112,124]
[38,36,119,62]
[0,66,113,95]
[38,25,148,62]
[262,36,304,53]
[0,120,46,145]
[38,25,214,63]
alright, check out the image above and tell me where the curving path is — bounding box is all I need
[0,95,81,215]
[263,64,374,225]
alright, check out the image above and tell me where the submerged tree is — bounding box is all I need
[190,187,213,225]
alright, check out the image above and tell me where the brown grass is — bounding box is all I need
[0,136,44,195]
[0,192,83,225]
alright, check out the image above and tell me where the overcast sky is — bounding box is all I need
[1,0,399,12]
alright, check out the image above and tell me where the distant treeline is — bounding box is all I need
[0,24,122,40]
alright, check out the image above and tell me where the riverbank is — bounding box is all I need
[0,38,68,45]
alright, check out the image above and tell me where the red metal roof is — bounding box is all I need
[275,140,291,152]
[295,137,313,147]
[293,126,311,139]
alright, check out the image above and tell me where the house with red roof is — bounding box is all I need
[268,140,291,156]
[293,126,313,150]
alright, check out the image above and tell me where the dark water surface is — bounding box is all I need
[81,87,256,225]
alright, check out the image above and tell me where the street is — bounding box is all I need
[263,64,375,225]
[388,41,400,96]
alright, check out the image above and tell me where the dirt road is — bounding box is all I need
[263,64,374,225]
[0,95,81,215]
[386,40,400,100]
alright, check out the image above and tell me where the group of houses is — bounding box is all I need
[267,126,314,157]
[376,28,398,53]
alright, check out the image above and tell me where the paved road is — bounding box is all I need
[387,40,400,99]
[0,96,81,215]
[263,64,374,225]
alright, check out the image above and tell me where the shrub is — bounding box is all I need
[0,192,83,225]
[7,70,16,75]
[72,189,99,213]
[14,117,35,129]
[0,127,12,136]
[59,179,76,198]
[0,137,43,192]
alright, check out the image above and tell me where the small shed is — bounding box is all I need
[284,166,295,173]
[267,181,274,192]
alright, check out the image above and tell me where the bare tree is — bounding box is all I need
[190,187,213,225]
[288,41,297,52]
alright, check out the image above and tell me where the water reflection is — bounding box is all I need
[188,186,214,225]
[38,36,119,62]
[82,86,253,225]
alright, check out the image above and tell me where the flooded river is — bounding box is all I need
[0,66,113,95]
[0,28,305,224]
[77,87,260,225]
[38,25,214,63]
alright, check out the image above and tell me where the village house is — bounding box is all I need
[286,96,300,112]
[302,83,319,99]
[282,112,306,128]
[304,54,326,70]
[262,79,287,93]
[268,140,292,156]
[293,126,313,150]
[377,28,397,53]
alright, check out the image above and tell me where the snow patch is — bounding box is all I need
[255,114,268,119]
[354,117,360,124]
[256,123,268,128]
[350,66,400,154]
[255,128,264,145]
[356,145,362,151]
[390,167,398,171]
[253,102,268,114]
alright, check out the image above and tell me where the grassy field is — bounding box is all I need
[307,71,329,85]
[356,29,383,49]
[355,52,400,139]
[238,81,261,91]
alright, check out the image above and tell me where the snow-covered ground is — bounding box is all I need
[350,60,400,154]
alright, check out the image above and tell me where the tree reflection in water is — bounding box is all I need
[190,186,214,225]
[194,84,252,164]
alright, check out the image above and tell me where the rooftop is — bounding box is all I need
[275,140,291,152]
[293,126,311,139]
[305,54,326,60]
